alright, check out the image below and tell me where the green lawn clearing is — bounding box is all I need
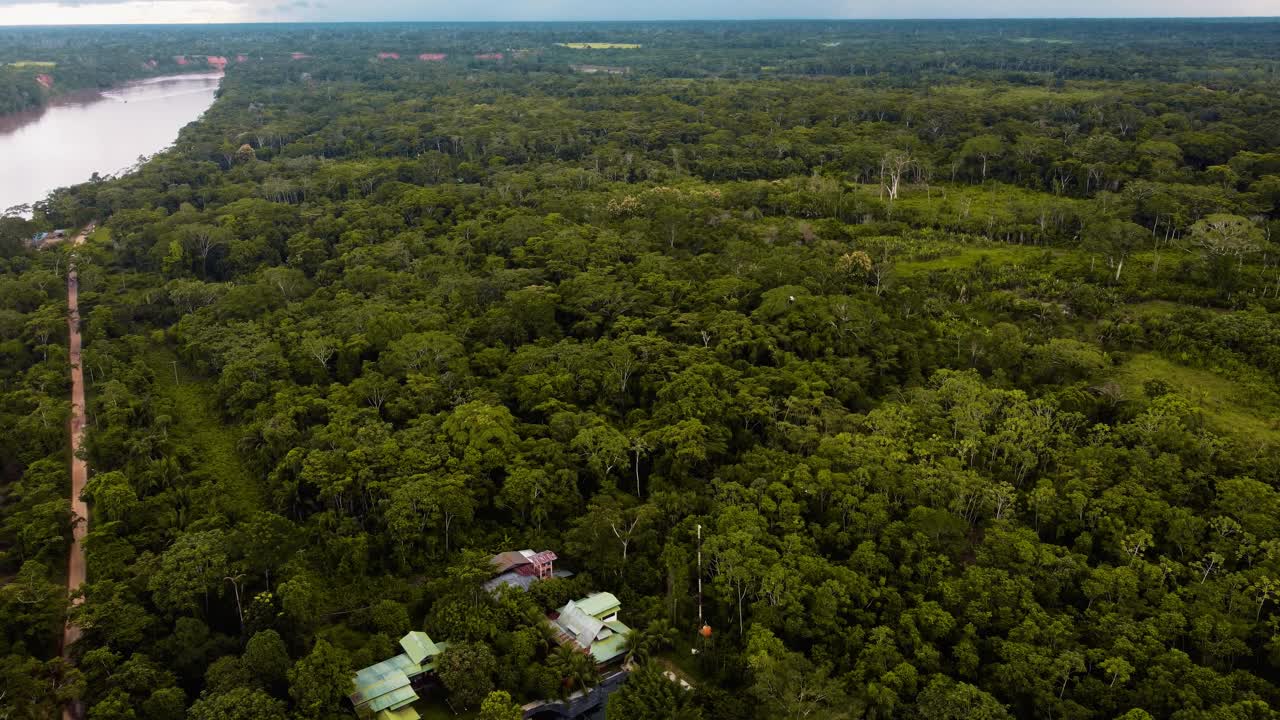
[1111,352,1280,449]
[557,42,642,49]
[144,345,261,517]
[896,245,1050,276]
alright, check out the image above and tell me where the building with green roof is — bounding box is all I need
[349,632,449,718]
[550,592,632,665]
[573,592,621,620]
[375,708,421,720]
[398,631,440,665]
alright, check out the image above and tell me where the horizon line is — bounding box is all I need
[2,15,1280,28]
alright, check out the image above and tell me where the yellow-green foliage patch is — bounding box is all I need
[557,42,642,49]
[1119,300,1226,319]
[890,179,1093,214]
[144,345,261,516]
[87,225,112,247]
[895,244,1050,275]
[9,61,57,68]
[1112,353,1280,448]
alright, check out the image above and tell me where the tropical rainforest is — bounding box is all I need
[3,18,1280,720]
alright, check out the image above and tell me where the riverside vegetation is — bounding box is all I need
[3,18,1280,720]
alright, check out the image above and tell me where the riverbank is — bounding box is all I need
[0,63,223,117]
[0,72,222,215]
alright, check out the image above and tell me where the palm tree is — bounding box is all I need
[530,611,562,652]
[548,645,599,701]
[623,619,678,667]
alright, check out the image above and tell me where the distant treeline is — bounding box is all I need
[3,19,1280,115]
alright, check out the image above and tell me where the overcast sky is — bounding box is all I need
[0,0,1275,26]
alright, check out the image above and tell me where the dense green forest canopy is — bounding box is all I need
[3,18,1279,113]
[3,18,1280,720]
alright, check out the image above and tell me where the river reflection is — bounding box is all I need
[0,72,222,215]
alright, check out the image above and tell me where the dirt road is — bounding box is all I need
[62,224,91,720]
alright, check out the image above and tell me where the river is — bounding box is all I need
[0,72,222,215]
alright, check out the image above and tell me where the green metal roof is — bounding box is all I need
[353,668,408,705]
[387,694,418,711]
[368,684,419,713]
[352,632,449,715]
[575,592,621,619]
[352,655,420,713]
[376,707,421,720]
[355,654,417,685]
[420,641,450,673]
[589,619,631,664]
[399,631,441,665]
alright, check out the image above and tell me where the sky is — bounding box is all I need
[0,0,1275,25]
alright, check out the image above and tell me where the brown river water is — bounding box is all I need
[0,72,222,215]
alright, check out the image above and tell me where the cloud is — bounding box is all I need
[0,0,251,24]
[0,0,224,5]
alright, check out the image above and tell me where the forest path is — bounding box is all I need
[62,223,93,720]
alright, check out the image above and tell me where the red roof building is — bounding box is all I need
[485,549,564,593]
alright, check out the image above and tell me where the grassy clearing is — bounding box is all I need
[895,244,1050,276]
[654,654,701,688]
[1111,352,1280,448]
[1117,300,1227,319]
[9,61,57,68]
[890,179,1093,217]
[143,345,261,517]
[557,42,642,49]
[654,645,716,693]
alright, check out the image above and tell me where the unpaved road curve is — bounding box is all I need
[62,224,91,720]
